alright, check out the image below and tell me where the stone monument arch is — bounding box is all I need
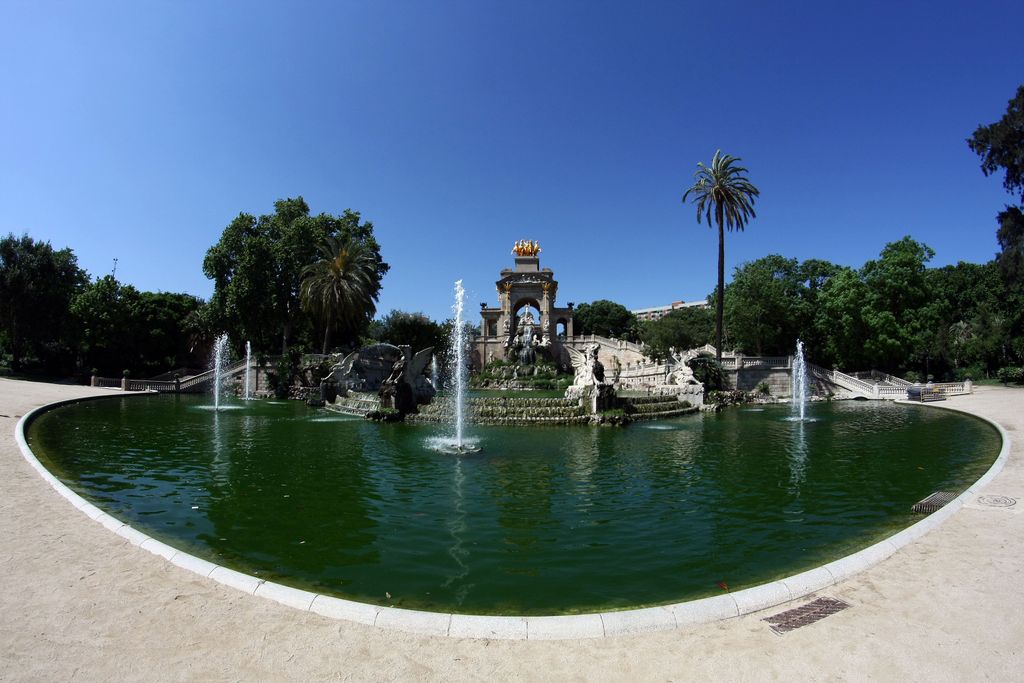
[476,241,574,367]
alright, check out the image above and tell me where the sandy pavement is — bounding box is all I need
[1,377,1022,681]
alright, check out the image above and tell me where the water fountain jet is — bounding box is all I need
[790,339,810,421]
[434,280,480,454]
[212,333,229,412]
[430,354,439,395]
[243,340,252,400]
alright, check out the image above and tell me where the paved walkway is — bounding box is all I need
[1,378,1021,681]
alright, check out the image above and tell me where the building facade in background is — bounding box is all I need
[631,299,710,322]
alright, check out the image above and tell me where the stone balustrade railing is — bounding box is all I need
[616,362,670,387]
[807,363,973,399]
[719,356,791,370]
[91,358,251,393]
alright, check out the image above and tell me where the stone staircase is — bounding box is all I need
[621,395,699,420]
[408,396,590,425]
[327,392,382,417]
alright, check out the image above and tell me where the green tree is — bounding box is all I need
[70,275,141,375]
[72,277,205,376]
[925,261,1008,376]
[722,254,802,356]
[0,234,87,372]
[639,306,714,360]
[203,197,388,355]
[814,266,869,369]
[969,85,1024,367]
[130,291,205,374]
[368,310,446,353]
[995,206,1024,281]
[815,237,937,374]
[299,235,380,353]
[682,150,760,364]
[792,258,843,360]
[573,300,639,340]
[687,352,725,391]
[859,237,935,373]
[968,85,1024,202]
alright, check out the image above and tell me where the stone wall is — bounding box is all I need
[728,367,791,394]
[725,367,837,397]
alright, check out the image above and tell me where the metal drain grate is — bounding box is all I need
[763,597,850,634]
[912,491,957,514]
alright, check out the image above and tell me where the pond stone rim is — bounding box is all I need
[14,392,1011,640]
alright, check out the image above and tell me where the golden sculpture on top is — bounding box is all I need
[512,240,541,257]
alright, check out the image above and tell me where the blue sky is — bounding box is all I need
[2,1,1021,322]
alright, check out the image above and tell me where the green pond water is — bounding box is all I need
[27,395,1000,615]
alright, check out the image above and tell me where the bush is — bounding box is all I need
[267,355,297,399]
[997,367,1024,385]
[689,353,725,390]
[755,381,771,395]
[952,364,985,382]
[706,389,750,406]
[904,370,921,383]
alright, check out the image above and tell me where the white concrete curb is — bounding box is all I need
[14,394,1012,641]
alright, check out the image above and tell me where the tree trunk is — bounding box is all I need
[716,219,725,366]
[9,319,21,372]
[322,324,331,355]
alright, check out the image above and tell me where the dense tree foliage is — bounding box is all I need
[638,307,714,360]
[968,84,1024,372]
[715,236,1021,379]
[721,255,803,356]
[682,150,759,363]
[203,197,388,356]
[995,206,1024,280]
[572,300,639,340]
[300,235,380,353]
[0,234,205,378]
[0,234,88,372]
[70,276,204,376]
[366,310,447,354]
[858,237,936,371]
[968,85,1024,202]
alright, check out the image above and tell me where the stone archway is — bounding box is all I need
[511,298,542,332]
[476,242,574,365]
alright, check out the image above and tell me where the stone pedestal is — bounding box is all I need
[566,383,617,414]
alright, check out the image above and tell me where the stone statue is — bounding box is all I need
[567,343,606,387]
[565,343,615,412]
[504,328,520,349]
[377,347,437,415]
[329,351,359,383]
[383,354,406,386]
[669,348,700,386]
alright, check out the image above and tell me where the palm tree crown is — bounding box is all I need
[682,150,760,363]
[300,235,378,353]
[683,150,759,230]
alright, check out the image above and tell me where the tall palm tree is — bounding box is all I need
[682,150,760,364]
[300,235,378,353]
